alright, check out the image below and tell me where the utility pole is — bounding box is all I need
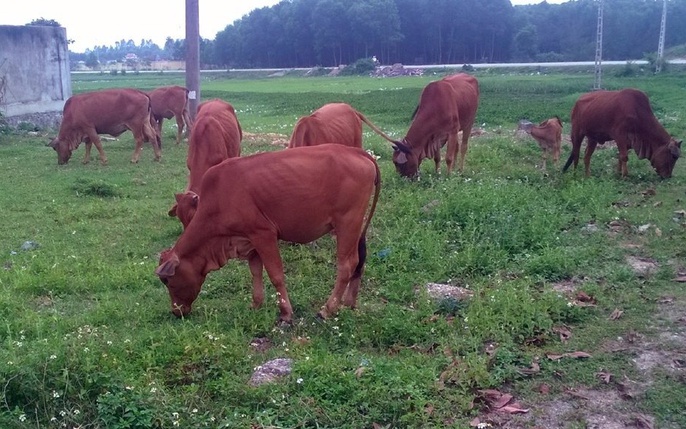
[593,0,604,90]
[656,0,667,73]
[185,0,200,120]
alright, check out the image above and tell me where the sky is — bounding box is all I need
[4,0,567,53]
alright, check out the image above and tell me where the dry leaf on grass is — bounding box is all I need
[609,308,624,320]
[546,351,592,360]
[672,275,686,283]
[552,326,572,342]
[517,359,541,376]
[477,389,529,414]
[596,371,612,383]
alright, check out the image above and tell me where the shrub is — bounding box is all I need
[339,58,376,76]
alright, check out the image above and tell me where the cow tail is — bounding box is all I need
[352,156,381,279]
[355,111,396,144]
[562,137,580,173]
[145,96,162,149]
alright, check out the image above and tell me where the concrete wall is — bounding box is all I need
[0,25,72,127]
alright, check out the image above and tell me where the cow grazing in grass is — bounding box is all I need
[149,85,193,145]
[563,88,681,178]
[49,88,161,165]
[168,99,242,228]
[392,73,479,177]
[521,116,563,170]
[156,144,381,324]
[288,102,395,149]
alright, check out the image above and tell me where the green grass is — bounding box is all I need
[1,70,686,428]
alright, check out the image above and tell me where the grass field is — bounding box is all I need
[1,68,686,428]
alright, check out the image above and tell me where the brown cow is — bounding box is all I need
[288,102,395,148]
[155,144,381,324]
[168,99,242,228]
[563,88,681,178]
[49,88,161,165]
[149,85,193,145]
[392,73,479,177]
[521,116,563,170]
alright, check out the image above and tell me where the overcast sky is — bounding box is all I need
[4,0,567,52]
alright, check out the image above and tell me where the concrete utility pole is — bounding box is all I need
[185,0,200,120]
[593,0,604,90]
[656,0,667,73]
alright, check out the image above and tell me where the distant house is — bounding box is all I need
[0,25,71,128]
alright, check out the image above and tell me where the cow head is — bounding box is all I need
[48,138,73,165]
[651,138,681,179]
[168,191,200,229]
[156,248,206,317]
[392,140,419,178]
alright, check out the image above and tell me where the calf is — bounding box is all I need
[156,144,381,324]
[521,116,563,170]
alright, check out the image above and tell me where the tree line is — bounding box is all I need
[68,0,686,69]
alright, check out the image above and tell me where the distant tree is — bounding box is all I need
[26,18,61,27]
[513,24,539,61]
[84,52,100,69]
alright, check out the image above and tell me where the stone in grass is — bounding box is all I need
[425,283,473,316]
[425,283,474,301]
[249,358,293,387]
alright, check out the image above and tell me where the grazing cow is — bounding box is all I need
[288,102,395,149]
[521,116,563,170]
[392,73,479,177]
[49,88,161,165]
[155,144,381,324]
[563,88,681,178]
[168,99,242,228]
[149,85,193,145]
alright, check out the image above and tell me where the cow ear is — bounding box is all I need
[48,138,58,148]
[168,203,178,217]
[670,140,681,157]
[395,152,408,164]
[156,252,180,278]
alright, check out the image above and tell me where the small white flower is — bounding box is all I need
[150,387,158,393]
[60,410,66,417]
[19,414,26,422]
[53,391,60,398]
[50,355,57,360]
[74,410,80,415]
[296,378,303,384]
[192,408,198,413]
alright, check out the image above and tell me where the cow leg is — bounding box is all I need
[457,127,471,173]
[156,118,164,143]
[174,114,184,145]
[319,226,360,319]
[248,252,266,309]
[615,140,630,177]
[85,132,108,165]
[341,234,367,309]
[131,134,144,164]
[82,139,92,164]
[583,139,598,177]
[251,236,294,324]
[445,132,458,175]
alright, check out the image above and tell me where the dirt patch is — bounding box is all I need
[242,131,289,147]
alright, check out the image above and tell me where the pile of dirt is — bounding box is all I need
[370,63,424,77]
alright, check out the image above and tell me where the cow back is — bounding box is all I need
[149,86,189,120]
[186,99,242,193]
[288,103,363,148]
[188,144,378,244]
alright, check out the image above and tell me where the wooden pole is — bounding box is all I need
[185,0,200,120]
